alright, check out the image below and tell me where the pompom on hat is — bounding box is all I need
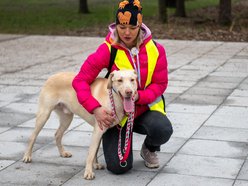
[116,0,143,26]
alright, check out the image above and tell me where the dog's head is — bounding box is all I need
[107,70,138,113]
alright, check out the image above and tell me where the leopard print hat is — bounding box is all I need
[116,0,143,26]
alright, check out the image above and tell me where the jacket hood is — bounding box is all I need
[106,22,152,47]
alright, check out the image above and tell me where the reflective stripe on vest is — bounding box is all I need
[145,41,166,115]
[105,41,166,121]
[148,96,165,114]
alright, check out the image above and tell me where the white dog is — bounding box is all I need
[23,70,138,180]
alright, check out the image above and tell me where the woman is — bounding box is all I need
[72,0,173,174]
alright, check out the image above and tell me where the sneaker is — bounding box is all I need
[140,143,159,168]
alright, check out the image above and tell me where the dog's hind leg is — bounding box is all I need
[93,138,105,170]
[23,108,53,163]
[54,108,73,158]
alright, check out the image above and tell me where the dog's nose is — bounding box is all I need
[125,89,133,97]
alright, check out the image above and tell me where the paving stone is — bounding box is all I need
[243,77,248,84]
[72,121,94,132]
[181,64,217,72]
[179,139,248,159]
[63,168,156,186]
[148,173,234,186]
[167,112,209,138]
[171,69,210,78]
[18,79,45,86]
[234,180,248,186]
[2,102,37,115]
[0,92,23,103]
[30,144,91,167]
[217,61,248,73]
[168,112,209,125]
[204,106,248,129]
[0,127,56,144]
[0,72,41,80]
[171,122,204,138]
[59,130,93,147]
[163,93,179,104]
[0,127,10,133]
[204,75,244,83]
[0,111,34,127]
[160,137,187,153]
[0,85,41,94]
[19,112,84,130]
[197,81,238,89]
[190,58,227,67]
[165,85,190,94]
[186,87,233,96]
[224,96,248,106]
[193,126,248,143]
[237,160,248,180]
[230,89,248,97]
[175,94,226,105]
[210,71,247,78]
[0,160,15,171]
[168,80,197,87]
[0,101,9,108]
[169,71,209,82]
[0,161,82,185]
[16,94,39,103]
[164,154,243,179]
[0,141,36,160]
[239,83,248,90]
[0,77,22,85]
[166,103,217,114]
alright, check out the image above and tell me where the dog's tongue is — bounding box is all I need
[124,97,134,113]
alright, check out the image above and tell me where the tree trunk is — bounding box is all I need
[219,0,232,25]
[166,0,176,8]
[79,0,90,14]
[158,0,168,23]
[175,0,186,17]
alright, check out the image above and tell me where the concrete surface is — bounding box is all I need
[0,34,248,186]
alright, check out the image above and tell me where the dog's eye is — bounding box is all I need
[118,79,123,83]
[131,79,135,82]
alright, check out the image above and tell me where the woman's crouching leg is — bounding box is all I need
[102,126,133,174]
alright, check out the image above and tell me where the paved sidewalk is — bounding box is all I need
[0,34,248,186]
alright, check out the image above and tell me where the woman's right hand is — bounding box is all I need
[93,107,115,130]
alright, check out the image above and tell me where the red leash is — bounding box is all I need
[109,89,135,167]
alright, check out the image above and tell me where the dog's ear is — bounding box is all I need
[107,71,115,89]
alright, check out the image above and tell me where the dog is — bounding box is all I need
[23,69,138,180]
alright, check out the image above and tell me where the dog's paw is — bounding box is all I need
[83,170,95,180]
[60,151,72,158]
[23,154,32,163]
[93,163,105,170]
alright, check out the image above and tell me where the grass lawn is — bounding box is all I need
[0,0,236,35]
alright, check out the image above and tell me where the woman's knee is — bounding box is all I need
[148,112,173,143]
[102,126,134,175]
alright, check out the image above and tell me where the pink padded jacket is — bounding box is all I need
[72,23,168,118]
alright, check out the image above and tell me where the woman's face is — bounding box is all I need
[116,24,140,49]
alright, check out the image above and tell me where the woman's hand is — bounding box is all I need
[93,107,115,130]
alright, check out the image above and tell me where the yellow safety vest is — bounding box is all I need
[105,40,166,126]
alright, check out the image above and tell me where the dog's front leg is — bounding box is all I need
[84,126,104,180]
